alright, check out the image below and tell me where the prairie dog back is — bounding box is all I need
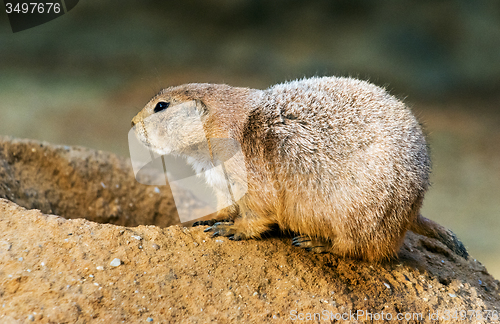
[238,77,430,260]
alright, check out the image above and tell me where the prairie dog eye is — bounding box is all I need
[154,101,170,113]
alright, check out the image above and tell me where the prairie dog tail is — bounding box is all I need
[410,214,468,259]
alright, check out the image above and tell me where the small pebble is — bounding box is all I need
[100,182,106,188]
[18,257,23,262]
[131,235,142,241]
[448,293,456,298]
[151,244,159,250]
[215,240,224,243]
[96,266,104,270]
[110,258,121,267]
[154,187,160,193]
[147,317,153,322]
[384,283,391,289]
[28,314,34,321]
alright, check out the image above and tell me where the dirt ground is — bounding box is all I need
[0,136,499,323]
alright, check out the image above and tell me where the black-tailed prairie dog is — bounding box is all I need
[131,76,468,261]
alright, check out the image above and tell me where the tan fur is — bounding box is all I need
[131,76,468,261]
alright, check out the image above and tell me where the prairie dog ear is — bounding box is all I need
[195,99,209,116]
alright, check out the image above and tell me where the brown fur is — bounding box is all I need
[131,76,468,261]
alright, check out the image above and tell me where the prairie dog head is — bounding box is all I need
[132,100,207,160]
[131,83,255,160]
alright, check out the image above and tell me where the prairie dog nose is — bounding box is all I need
[131,115,141,127]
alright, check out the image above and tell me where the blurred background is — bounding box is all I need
[1,0,499,277]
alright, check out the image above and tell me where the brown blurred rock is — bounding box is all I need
[0,137,499,323]
[0,136,179,227]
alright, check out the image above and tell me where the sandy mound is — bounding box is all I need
[0,136,499,323]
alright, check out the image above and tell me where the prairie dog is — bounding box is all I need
[131,76,468,261]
